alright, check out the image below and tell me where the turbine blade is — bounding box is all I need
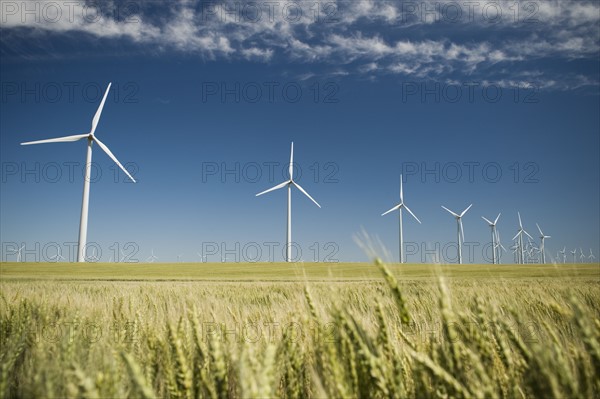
[481,216,493,225]
[512,231,520,241]
[400,175,404,203]
[289,142,294,180]
[494,213,501,224]
[91,82,112,135]
[441,206,460,218]
[403,204,421,224]
[518,212,522,228]
[523,229,533,240]
[256,180,289,196]
[292,181,321,208]
[460,204,473,217]
[536,223,543,236]
[21,133,89,145]
[93,137,136,182]
[381,204,401,216]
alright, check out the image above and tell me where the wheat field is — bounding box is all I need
[1,261,599,398]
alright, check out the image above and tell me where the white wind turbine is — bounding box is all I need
[16,245,25,262]
[482,213,501,264]
[256,142,321,263]
[442,204,472,264]
[579,248,585,262]
[570,248,577,263]
[559,247,566,263]
[21,83,136,263]
[512,212,533,264]
[536,223,551,264]
[382,175,421,264]
[589,249,596,262]
[147,249,158,263]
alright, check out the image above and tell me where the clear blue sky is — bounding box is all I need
[1,1,598,263]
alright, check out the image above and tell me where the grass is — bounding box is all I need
[1,261,598,280]
[0,261,599,398]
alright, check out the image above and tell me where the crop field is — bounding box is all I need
[1,261,599,398]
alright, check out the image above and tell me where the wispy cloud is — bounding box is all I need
[1,0,598,89]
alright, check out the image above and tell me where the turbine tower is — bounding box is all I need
[482,213,501,264]
[382,175,421,263]
[21,83,136,263]
[256,142,321,262]
[512,212,532,264]
[559,247,566,263]
[442,204,472,264]
[536,223,551,264]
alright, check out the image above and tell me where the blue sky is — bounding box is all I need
[1,0,599,263]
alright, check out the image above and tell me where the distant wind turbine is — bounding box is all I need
[21,83,136,263]
[589,249,596,262]
[147,249,158,263]
[16,245,25,262]
[570,248,577,263]
[482,213,501,264]
[512,212,533,264]
[559,247,566,263]
[579,248,586,262]
[536,223,551,264]
[256,142,321,262]
[442,204,472,264]
[382,175,421,263]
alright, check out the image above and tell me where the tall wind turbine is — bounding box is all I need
[21,83,136,263]
[256,142,321,262]
[579,248,586,262]
[512,212,533,264]
[570,248,577,263]
[442,204,472,264]
[147,249,158,263]
[16,245,25,262]
[536,223,551,264]
[382,175,421,263]
[482,213,501,264]
[589,249,596,262]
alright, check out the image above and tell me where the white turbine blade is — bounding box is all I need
[536,223,544,237]
[400,175,404,203]
[292,181,321,208]
[494,213,501,224]
[289,142,294,180]
[523,229,533,240]
[482,216,493,225]
[91,82,112,135]
[256,180,289,196]
[21,133,89,145]
[93,137,136,182]
[518,212,523,228]
[441,206,460,218]
[512,231,521,241]
[460,204,473,217]
[381,204,401,216]
[403,204,421,224]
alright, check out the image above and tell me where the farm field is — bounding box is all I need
[1,261,599,398]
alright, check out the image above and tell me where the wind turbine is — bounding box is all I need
[197,252,206,263]
[16,245,25,262]
[482,213,501,264]
[536,223,550,263]
[382,175,421,263]
[147,249,158,263]
[589,249,596,262]
[177,254,183,263]
[559,247,566,263]
[441,204,472,264]
[579,248,586,262]
[87,247,100,262]
[512,212,533,264]
[51,248,65,263]
[570,248,577,263]
[21,83,136,263]
[256,142,321,262]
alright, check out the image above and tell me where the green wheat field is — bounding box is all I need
[1,261,599,398]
